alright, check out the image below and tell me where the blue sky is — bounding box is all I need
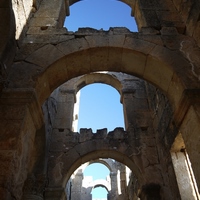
[84,163,110,198]
[77,83,124,132]
[64,0,137,32]
[77,84,123,198]
[64,0,137,198]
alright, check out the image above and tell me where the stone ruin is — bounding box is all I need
[1,0,200,199]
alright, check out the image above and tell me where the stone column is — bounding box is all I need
[28,0,68,31]
[0,88,44,199]
[53,88,76,131]
[121,80,169,198]
[176,89,200,192]
[71,171,83,200]
[109,172,118,199]
[121,83,149,133]
[120,165,127,197]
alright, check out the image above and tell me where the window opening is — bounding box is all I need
[64,0,137,32]
[77,83,124,132]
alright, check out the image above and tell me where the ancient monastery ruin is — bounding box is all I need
[1,0,200,199]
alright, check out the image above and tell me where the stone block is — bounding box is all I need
[108,34,127,47]
[85,35,109,48]
[144,146,159,164]
[29,17,58,27]
[34,0,61,18]
[56,37,89,55]
[160,27,178,35]
[156,11,182,23]
[121,49,146,77]
[25,44,64,68]
[90,47,110,72]
[107,47,123,71]
[143,10,161,29]
[140,27,160,35]
[15,43,45,61]
[144,46,174,93]
[53,117,71,129]
[123,36,155,54]
[50,129,79,151]
[75,27,100,35]
[109,27,131,34]
[135,111,153,128]
[138,34,163,46]
[94,128,108,139]
[108,128,125,140]
[79,129,93,142]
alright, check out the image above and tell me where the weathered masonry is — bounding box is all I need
[1,0,200,199]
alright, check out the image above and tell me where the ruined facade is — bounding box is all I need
[66,158,132,200]
[1,0,200,199]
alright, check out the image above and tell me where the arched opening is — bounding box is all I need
[43,72,183,199]
[77,83,124,132]
[42,70,193,199]
[64,0,137,31]
[84,163,109,199]
[66,158,134,199]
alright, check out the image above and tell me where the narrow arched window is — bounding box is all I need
[77,83,124,132]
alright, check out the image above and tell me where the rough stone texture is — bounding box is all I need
[0,0,200,199]
[40,73,180,199]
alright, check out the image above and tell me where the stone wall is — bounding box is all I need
[41,73,181,199]
[1,0,200,199]
[172,0,200,46]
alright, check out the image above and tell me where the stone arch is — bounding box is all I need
[62,148,143,187]
[54,71,127,132]
[74,72,122,95]
[65,0,135,31]
[68,0,133,8]
[47,129,145,189]
[92,179,111,192]
[23,34,198,113]
[80,158,116,174]
[63,72,123,95]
